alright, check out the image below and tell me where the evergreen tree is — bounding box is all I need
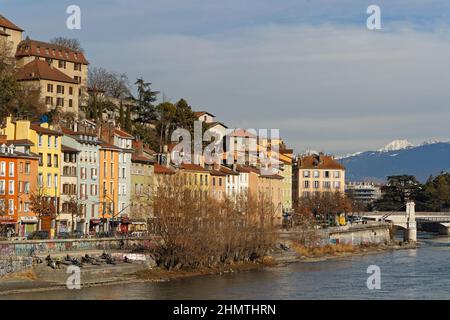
[119,101,125,128]
[134,78,159,124]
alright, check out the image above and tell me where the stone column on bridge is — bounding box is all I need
[405,201,417,243]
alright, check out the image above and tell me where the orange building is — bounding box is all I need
[0,136,39,237]
[99,141,120,231]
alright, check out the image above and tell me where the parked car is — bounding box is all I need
[348,216,364,224]
[27,231,50,240]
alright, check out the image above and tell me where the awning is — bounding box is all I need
[131,219,147,225]
[90,219,101,225]
[20,216,38,224]
[0,221,16,225]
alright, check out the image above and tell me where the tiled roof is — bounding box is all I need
[154,163,175,174]
[16,39,89,64]
[16,60,79,84]
[210,170,227,176]
[205,121,228,129]
[114,129,134,139]
[131,154,155,164]
[194,111,215,118]
[7,139,34,146]
[61,145,79,153]
[30,124,63,136]
[229,129,257,138]
[298,154,345,170]
[220,166,239,176]
[180,163,209,172]
[0,15,23,32]
[99,141,121,151]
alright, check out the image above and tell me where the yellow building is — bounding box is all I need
[15,38,89,115]
[15,59,80,115]
[1,117,63,236]
[0,14,23,56]
[180,163,211,199]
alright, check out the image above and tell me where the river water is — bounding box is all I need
[4,233,450,300]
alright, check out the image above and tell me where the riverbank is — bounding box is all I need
[0,240,419,297]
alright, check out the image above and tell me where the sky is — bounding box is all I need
[3,0,450,155]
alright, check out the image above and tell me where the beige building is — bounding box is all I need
[15,59,81,115]
[0,14,23,56]
[15,39,89,114]
[293,153,346,204]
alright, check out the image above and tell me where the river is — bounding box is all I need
[4,233,450,300]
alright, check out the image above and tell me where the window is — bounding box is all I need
[8,162,14,177]
[303,171,310,178]
[57,85,65,94]
[45,96,53,105]
[47,154,52,167]
[38,134,43,147]
[74,63,81,71]
[54,154,58,168]
[55,137,58,148]
[314,171,320,178]
[0,180,5,194]
[47,136,52,148]
[0,162,5,176]
[212,177,216,186]
[8,199,14,215]
[24,182,30,194]
[81,167,86,179]
[38,153,43,166]
[25,162,30,174]
[304,181,310,189]
[58,60,66,69]
[56,97,64,107]
[47,84,53,93]
[8,180,14,194]
[314,181,319,189]
[334,181,341,189]
[334,171,341,179]
[69,99,73,108]
[47,173,52,188]
[323,181,331,189]
[24,202,30,213]
[69,87,73,95]
[38,173,43,187]
[324,171,330,178]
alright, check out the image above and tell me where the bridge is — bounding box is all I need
[361,202,450,242]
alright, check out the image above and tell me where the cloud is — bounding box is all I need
[4,1,450,155]
[87,24,450,155]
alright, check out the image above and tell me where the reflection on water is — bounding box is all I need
[4,233,450,300]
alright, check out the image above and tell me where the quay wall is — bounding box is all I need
[0,238,157,257]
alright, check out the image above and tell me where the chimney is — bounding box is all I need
[0,135,7,145]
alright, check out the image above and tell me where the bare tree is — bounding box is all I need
[50,37,84,52]
[30,187,56,231]
[149,173,276,270]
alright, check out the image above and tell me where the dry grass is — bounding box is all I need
[290,242,361,258]
[0,269,37,281]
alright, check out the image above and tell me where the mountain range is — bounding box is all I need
[338,140,450,183]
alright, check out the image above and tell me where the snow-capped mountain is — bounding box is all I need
[378,139,414,152]
[339,139,450,182]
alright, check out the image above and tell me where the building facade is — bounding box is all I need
[293,153,346,205]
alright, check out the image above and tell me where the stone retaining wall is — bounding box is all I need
[0,238,157,257]
[0,257,33,276]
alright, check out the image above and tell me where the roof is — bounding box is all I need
[61,145,79,153]
[30,124,63,136]
[15,39,89,64]
[210,170,227,177]
[180,163,209,172]
[7,139,34,146]
[236,165,259,174]
[0,15,23,32]
[205,121,228,129]
[99,141,121,151]
[131,154,155,164]
[260,173,284,180]
[220,166,239,176]
[114,128,134,139]
[0,30,9,37]
[229,129,257,138]
[297,154,345,170]
[154,163,176,175]
[16,60,79,84]
[194,111,215,118]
